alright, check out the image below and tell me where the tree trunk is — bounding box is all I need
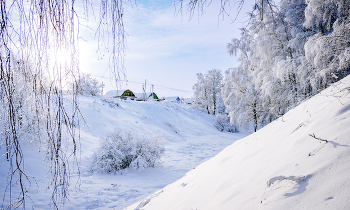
[213,92,216,115]
[253,101,258,132]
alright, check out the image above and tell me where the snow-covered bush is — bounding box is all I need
[212,92,236,132]
[214,114,237,133]
[91,130,165,173]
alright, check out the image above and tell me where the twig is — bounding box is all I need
[308,133,328,143]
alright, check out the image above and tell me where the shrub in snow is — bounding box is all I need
[213,94,237,132]
[101,98,120,108]
[91,130,165,173]
[214,114,237,132]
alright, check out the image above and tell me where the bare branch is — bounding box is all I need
[309,133,328,143]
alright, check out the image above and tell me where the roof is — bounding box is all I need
[149,92,159,99]
[121,89,135,97]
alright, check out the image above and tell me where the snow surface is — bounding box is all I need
[0,95,248,209]
[127,75,350,210]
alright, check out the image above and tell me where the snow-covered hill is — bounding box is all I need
[0,95,248,209]
[127,76,350,210]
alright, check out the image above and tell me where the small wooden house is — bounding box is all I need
[115,89,137,100]
[149,92,159,100]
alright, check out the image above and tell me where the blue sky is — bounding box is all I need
[79,0,255,98]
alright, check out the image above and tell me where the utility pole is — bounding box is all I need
[101,82,105,96]
[145,79,147,100]
[142,79,147,100]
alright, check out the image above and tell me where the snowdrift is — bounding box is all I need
[127,76,350,209]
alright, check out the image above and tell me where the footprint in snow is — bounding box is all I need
[325,196,334,201]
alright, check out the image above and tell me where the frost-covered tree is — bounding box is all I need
[192,69,222,115]
[206,69,223,115]
[223,0,349,132]
[193,73,210,113]
[304,0,350,89]
[222,67,265,132]
[224,26,267,132]
[74,74,103,96]
[193,69,237,132]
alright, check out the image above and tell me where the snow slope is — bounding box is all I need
[127,75,350,210]
[0,95,248,209]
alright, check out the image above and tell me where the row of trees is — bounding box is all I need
[192,69,236,132]
[73,74,104,96]
[193,0,350,132]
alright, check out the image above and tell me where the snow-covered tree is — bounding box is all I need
[193,73,210,113]
[304,0,350,89]
[206,69,223,115]
[223,0,349,132]
[193,69,238,132]
[222,67,265,132]
[192,69,223,115]
[74,74,103,96]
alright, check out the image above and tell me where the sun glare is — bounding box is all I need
[55,50,71,64]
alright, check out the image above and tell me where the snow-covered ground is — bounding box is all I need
[127,75,350,210]
[0,94,248,209]
[2,76,350,210]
